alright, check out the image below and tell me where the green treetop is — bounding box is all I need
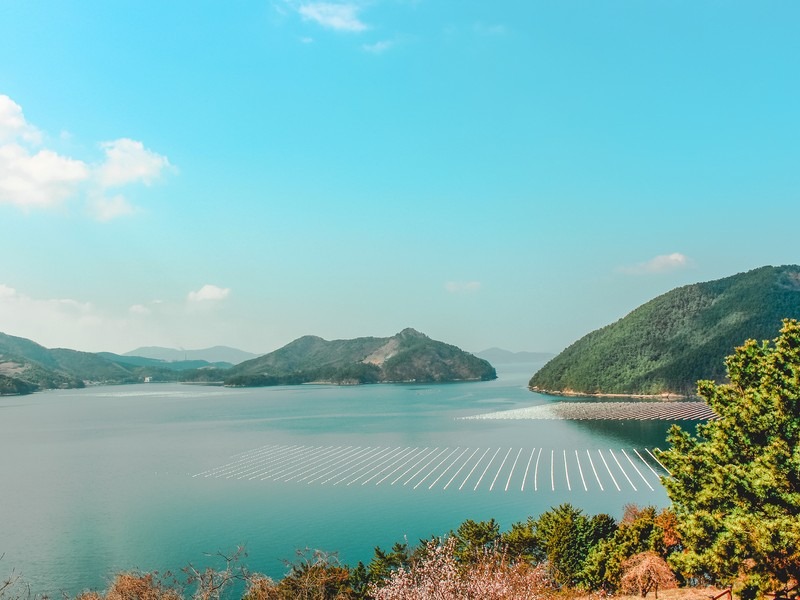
[660,319,800,597]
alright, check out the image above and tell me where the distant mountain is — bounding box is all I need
[226,328,497,386]
[124,345,258,365]
[476,348,555,364]
[98,352,233,371]
[529,265,800,397]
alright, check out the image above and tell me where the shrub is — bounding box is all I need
[620,552,677,598]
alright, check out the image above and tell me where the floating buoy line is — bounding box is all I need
[193,444,671,493]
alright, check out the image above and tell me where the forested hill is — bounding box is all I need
[529,265,800,397]
[0,332,133,392]
[225,328,497,386]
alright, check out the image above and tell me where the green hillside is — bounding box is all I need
[529,265,800,396]
[0,332,119,389]
[226,328,496,386]
[0,373,38,395]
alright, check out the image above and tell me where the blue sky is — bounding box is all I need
[0,1,798,355]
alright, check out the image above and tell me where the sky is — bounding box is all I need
[0,1,798,356]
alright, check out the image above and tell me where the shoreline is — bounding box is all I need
[528,386,694,400]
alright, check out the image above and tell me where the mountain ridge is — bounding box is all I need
[529,265,800,397]
[226,328,496,386]
[124,345,258,365]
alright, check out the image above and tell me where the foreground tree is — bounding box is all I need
[531,504,616,588]
[580,506,676,591]
[659,319,800,597]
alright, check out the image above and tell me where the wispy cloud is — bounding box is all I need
[619,252,692,275]
[0,283,236,352]
[0,94,173,220]
[88,193,137,222]
[444,281,482,293]
[298,3,367,32]
[362,39,393,54]
[129,303,152,316]
[187,284,231,303]
[0,284,107,349]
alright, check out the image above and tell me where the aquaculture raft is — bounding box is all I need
[462,401,717,421]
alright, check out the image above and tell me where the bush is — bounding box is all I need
[620,552,677,598]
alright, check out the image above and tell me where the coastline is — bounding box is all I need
[528,386,693,401]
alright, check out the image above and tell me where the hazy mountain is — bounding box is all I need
[124,345,258,365]
[476,348,555,364]
[98,352,233,371]
[529,265,800,397]
[226,328,497,386]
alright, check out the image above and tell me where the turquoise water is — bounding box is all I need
[0,364,685,596]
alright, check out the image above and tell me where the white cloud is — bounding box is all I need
[187,284,231,303]
[95,138,172,188]
[444,281,482,293]
[362,40,393,54]
[0,95,41,144]
[298,3,367,32]
[0,143,90,208]
[0,95,172,219]
[619,252,692,275]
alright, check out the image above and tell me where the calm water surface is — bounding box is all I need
[0,364,687,595]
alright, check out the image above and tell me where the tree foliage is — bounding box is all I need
[660,319,800,597]
[580,506,677,591]
[453,519,501,562]
[0,374,37,396]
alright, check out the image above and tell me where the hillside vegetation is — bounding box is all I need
[530,265,800,396]
[225,328,496,386]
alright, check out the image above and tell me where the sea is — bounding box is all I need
[0,362,689,596]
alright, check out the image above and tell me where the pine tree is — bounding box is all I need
[660,319,800,597]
